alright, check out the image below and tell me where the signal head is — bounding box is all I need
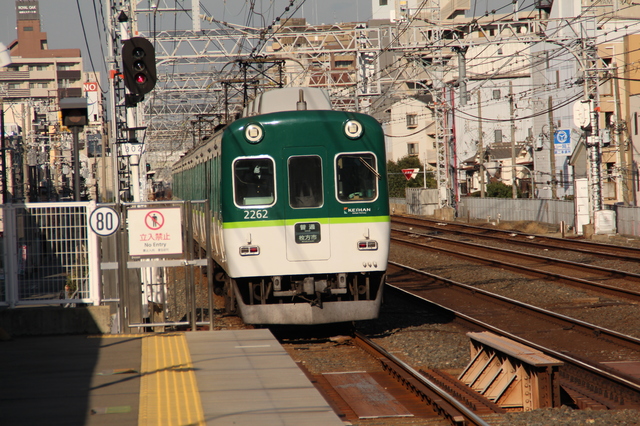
[122,37,157,95]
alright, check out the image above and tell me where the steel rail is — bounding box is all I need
[391,231,640,303]
[392,215,640,261]
[386,261,640,398]
[353,331,491,426]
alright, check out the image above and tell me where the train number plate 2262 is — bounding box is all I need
[294,222,321,244]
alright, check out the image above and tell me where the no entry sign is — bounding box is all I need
[127,207,183,256]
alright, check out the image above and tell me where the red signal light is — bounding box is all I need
[135,74,147,84]
[122,37,156,95]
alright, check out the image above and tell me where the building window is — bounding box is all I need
[57,63,78,71]
[495,129,502,143]
[605,111,614,129]
[406,113,418,128]
[408,143,419,156]
[29,82,48,89]
[380,0,387,5]
[334,60,353,68]
[24,26,33,31]
[493,89,501,100]
[8,83,21,89]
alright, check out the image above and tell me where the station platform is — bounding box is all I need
[0,329,344,426]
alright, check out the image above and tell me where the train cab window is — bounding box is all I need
[336,153,378,202]
[288,155,323,208]
[233,157,275,206]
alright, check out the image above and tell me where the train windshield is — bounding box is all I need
[288,155,323,208]
[233,157,275,206]
[336,153,378,202]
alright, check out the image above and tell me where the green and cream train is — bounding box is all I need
[172,87,390,325]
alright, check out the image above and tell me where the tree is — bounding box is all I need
[387,156,436,198]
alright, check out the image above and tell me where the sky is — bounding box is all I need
[0,0,526,81]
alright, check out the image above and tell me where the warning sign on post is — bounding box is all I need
[128,207,183,256]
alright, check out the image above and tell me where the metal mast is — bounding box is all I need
[427,0,452,208]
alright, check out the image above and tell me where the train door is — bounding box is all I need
[284,147,331,261]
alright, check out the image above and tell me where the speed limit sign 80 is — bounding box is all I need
[89,207,120,236]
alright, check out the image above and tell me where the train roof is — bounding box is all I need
[243,87,332,117]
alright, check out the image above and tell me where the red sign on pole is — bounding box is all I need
[401,168,420,180]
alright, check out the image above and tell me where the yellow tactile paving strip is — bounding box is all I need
[138,333,205,426]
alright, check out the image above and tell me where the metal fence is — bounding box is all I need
[1,202,100,307]
[613,205,640,238]
[457,197,576,228]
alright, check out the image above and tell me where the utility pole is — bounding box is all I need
[548,96,557,199]
[509,82,516,199]
[478,91,485,198]
[582,37,603,216]
[0,99,7,203]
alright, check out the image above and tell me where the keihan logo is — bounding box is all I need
[344,207,371,215]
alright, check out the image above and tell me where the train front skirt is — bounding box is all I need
[232,280,384,325]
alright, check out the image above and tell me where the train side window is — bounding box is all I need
[336,153,377,202]
[288,155,323,208]
[233,157,275,206]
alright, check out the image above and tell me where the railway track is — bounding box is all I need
[385,261,640,410]
[390,226,640,303]
[392,215,640,262]
[286,330,499,426]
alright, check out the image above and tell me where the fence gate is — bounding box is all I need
[99,200,213,334]
[0,202,100,308]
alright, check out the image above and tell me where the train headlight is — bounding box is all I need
[245,123,264,143]
[344,119,363,139]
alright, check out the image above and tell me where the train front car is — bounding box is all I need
[221,88,390,325]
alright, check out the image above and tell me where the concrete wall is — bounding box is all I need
[0,306,112,337]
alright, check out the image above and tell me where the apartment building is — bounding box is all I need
[0,0,106,201]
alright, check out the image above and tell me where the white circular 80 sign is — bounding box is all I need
[89,207,120,236]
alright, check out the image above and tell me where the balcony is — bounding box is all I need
[5,89,31,98]
[0,71,30,80]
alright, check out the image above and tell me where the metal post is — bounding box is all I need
[1,99,7,203]
[613,63,629,205]
[205,200,214,330]
[116,203,127,333]
[457,47,467,106]
[72,126,81,201]
[587,99,603,213]
[548,97,557,199]
[510,82,516,199]
[186,201,197,331]
[478,91,485,198]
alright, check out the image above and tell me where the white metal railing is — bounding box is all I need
[1,201,100,307]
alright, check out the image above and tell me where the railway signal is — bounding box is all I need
[122,37,157,96]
